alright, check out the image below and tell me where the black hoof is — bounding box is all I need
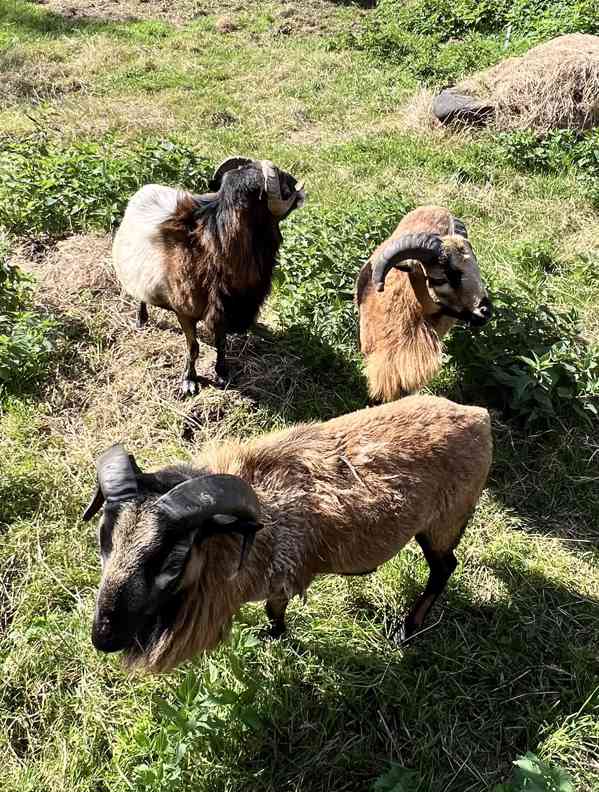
[179,377,200,398]
[260,622,286,642]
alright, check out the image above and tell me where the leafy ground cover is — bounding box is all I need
[0,1,597,790]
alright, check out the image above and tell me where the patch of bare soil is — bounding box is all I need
[0,50,85,108]
[37,0,370,34]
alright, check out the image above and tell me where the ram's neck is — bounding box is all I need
[361,269,447,399]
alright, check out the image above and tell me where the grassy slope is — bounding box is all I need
[0,1,598,791]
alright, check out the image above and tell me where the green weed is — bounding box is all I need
[0,134,210,235]
[447,286,599,427]
[0,234,54,395]
[337,0,599,85]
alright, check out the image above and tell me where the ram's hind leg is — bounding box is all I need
[402,535,457,640]
[264,596,289,639]
[391,524,466,646]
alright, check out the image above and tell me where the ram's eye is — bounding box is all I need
[428,277,448,287]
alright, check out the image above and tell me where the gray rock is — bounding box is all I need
[433,88,495,125]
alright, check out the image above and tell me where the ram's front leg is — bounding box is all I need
[177,314,201,397]
[264,596,289,639]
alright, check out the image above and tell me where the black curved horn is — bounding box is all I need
[210,156,253,190]
[371,233,445,293]
[82,444,139,522]
[156,474,262,571]
[452,217,468,238]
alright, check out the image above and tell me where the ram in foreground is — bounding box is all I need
[83,396,492,672]
[357,206,493,402]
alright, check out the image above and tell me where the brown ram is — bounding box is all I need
[83,395,492,672]
[356,206,493,402]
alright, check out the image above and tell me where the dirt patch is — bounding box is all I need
[0,49,85,107]
[37,0,370,33]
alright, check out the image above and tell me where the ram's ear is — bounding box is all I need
[83,482,104,522]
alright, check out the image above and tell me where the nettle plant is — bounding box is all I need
[0,133,211,236]
[275,197,412,351]
[447,283,599,427]
[0,235,54,394]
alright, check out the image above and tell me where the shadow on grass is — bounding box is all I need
[232,567,597,791]
[232,323,367,421]
[441,291,599,546]
[183,323,368,439]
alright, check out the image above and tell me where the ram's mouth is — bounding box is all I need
[465,310,491,328]
[122,591,184,666]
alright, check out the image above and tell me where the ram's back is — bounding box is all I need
[197,396,492,575]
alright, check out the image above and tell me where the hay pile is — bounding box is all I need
[436,34,599,133]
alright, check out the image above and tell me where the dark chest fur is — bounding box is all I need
[160,194,282,331]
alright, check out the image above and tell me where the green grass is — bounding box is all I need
[0,1,598,791]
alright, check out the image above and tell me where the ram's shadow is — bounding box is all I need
[442,292,599,546]
[227,564,598,791]
[183,323,368,439]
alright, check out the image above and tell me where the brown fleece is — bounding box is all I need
[131,395,492,671]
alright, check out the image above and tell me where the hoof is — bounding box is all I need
[213,372,228,389]
[260,622,286,642]
[179,378,201,398]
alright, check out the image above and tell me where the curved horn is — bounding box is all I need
[451,216,468,239]
[260,160,282,200]
[156,475,261,571]
[371,233,445,293]
[211,156,253,189]
[82,445,139,522]
[157,474,260,526]
[259,160,303,218]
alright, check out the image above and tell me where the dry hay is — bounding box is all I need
[15,234,325,466]
[461,34,599,133]
[18,234,116,307]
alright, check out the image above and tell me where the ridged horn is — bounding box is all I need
[211,156,253,189]
[260,160,303,218]
[82,444,139,522]
[156,475,262,571]
[371,233,445,293]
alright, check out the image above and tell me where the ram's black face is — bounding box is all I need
[92,499,197,660]
[214,163,304,219]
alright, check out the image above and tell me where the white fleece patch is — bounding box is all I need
[112,184,191,306]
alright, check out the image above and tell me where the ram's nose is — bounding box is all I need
[470,296,493,326]
[92,614,127,653]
